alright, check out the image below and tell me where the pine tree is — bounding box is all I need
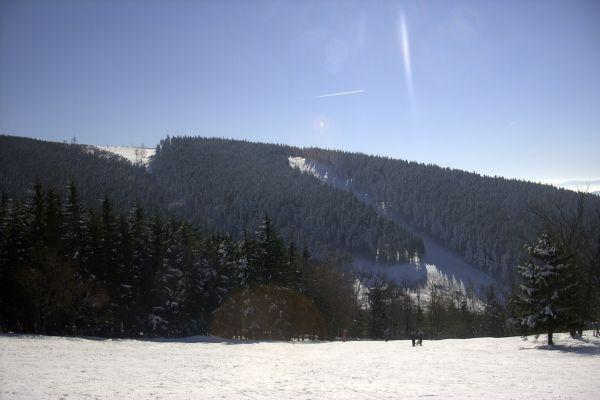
[371,288,389,339]
[144,215,166,335]
[25,180,46,252]
[196,235,237,332]
[172,222,198,335]
[151,221,190,336]
[518,233,579,345]
[285,242,303,292]
[93,197,121,334]
[241,230,256,285]
[482,284,505,337]
[0,199,28,331]
[62,181,86,263]
[254,215,285,285]
[43,188,63,251]
[183,243,207,335]
[298,245,312,294]
[127,203,146,331]
[115,215,134,335]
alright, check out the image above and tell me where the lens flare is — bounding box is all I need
[313,116,330,132]
[397,12,413,99]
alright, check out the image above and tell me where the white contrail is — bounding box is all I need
[312,89,365,99]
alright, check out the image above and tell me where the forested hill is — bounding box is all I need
[2,134,598,286]
[0,135,162,213]
[0,135,423,265]
[295,147,600,283]
[149,136,423,262]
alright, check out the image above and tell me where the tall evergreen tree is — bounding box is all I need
[0,199,28,331]
[115,215,135,335]
[43,188,63,250]
[285,242,303,292]
[518,233,579,345]
[482,285,505,337]
[62,181,86,263]
[127,203,146,328]
[25,180,46,252]
[144,215,166,334]
[254,215,286,285]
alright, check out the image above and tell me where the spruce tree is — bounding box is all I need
[0,199,28,331]
[62,181,86,263]
[127,203,146,330]
[482,285,505,337]
[43,188,63,251]
[254,215,285,285]
[285,242,303,292]
[116,215,134,335]
[518,233,579,345]
[144,215,165,335]
[25,180,46,251]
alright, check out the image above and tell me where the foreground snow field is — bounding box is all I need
[1,332,599,399]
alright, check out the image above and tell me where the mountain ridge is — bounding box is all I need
[2,134,599,288]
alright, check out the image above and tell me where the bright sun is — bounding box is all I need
[313,116,329,132]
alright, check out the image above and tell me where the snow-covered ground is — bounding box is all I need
[289,156,350,188]
[289,156,499,296]
[1,332,599,399]
[289,156,322,179]
[94,145,156,166]
[354,233,499,298]
[544,179,600,194]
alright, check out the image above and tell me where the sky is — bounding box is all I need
[1,0,599,188]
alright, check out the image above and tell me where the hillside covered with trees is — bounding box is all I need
[1,136,599,340]
[0,181,511,339]
[0,135,423,266]
[151,136,423,263]
[2,134,599,288]
[297,147,600,283]
[0,135,162,213]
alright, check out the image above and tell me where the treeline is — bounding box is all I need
[5,134,599,288]
[362,195,600,342]
[0,135,424,266]
[361,274,509,340]
[3,134,597,341]
[0,181,322,338]
[0,181,511,340]
[298,147,600,284]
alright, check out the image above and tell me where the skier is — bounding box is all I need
[410,329,416,347]
[418,330,423,346]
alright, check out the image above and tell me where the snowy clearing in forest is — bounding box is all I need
[95,145,155,166]
[1,332,599,399]
[288,155,500,298]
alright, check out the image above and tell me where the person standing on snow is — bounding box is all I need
[417,330,423,346]
[410,329,416,347]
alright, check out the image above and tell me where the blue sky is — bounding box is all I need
[1,0,599,185]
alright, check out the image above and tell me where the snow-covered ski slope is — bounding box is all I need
[289,156,499,295]
[1,332,599,399]
[95,145,155,166]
